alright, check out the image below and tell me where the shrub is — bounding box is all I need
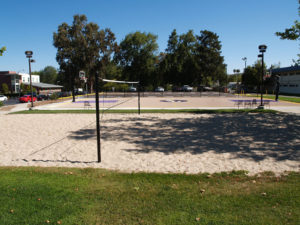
[1,83,9,94]
[50,93,59,100]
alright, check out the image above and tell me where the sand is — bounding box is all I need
[0,113,299,175]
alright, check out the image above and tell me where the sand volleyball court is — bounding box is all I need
[0,112,299,175]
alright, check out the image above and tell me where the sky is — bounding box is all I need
[0,0,299,75]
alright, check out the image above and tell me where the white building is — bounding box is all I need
[19,73,40,83]
[272,66,300,94]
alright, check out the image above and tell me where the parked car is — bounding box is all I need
[197,85,213,92]
[0,95,8,102]
[19,95,37,103]
[182,85,193,92]
[37,94,49,101]
[155,86,164,92]
[129,86,137,92]
[172,86,183,92]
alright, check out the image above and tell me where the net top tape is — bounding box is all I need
[101,78,139,84]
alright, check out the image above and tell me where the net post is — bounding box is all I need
[95,71,101,163]
[138,82,140,115]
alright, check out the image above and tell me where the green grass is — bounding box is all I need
[0,167,299,224]
[10,108,279,114]
[246,94,300,104]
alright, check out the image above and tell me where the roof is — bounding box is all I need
[0,71,21,78]
[0,71,17,75]
[22,82,63,89]
[271,66,300,74]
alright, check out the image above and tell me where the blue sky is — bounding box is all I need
[0,0,299,75]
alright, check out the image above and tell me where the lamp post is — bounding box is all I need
[233,69,240,94]
[242,57,247,70]
[25,51,35,109]
[258,44,267,108]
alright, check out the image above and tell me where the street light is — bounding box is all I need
[233,69,240,94]
[258,44,267,108]
[25,51,35,109]
[242,57,247,70]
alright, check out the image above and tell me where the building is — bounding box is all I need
[22,82,63,95]
[271,66,300,94]
[0,71,63,94]
[19,73,40,83]
[0,71,21,93]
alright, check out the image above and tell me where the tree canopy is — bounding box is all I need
[53,14,228,92]
[161,29,226,87]
[53,14,118,94]
[115,31,158,88]
[275,0,300,65]
[242,60,267,90]
[35,66,58,84]
[0,46,6,56]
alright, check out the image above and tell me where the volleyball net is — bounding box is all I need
[100,78,141,114]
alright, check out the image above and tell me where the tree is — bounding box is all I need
[275,0,300,65]
[276,21,300,41]
[194,30,227,86]
[0,46,6,56]
[242,60,267,91]
[53,14,118,99]
[161,29,180,85]
[161,29,226,87]
[1,83,9,94]
[39,66,58,84]
[115,31,158,89]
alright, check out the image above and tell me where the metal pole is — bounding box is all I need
[72,71,75,102]
[260,53,264,107]
[95,71,101,162]
[138,82,141,115]
[86,80,88,98]
[29,58,33,108]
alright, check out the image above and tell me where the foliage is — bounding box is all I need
[53,14,118,93]
[49,93,59,100]
[37,66,58,84]
[275,1,300,65]
[227,74,242,83]
[275,20,300,40]
[20,83,28,94]
[0,167,299,224]
[105,61,122,80]
[161,29,227,87]
[115,31,158,88]
[1,83,9,94]
[102,82,128,91]
[242,60,267,89]
[0,46,6,56]
[53,16,228,90]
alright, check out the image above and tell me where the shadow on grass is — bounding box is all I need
[68,113,300,162]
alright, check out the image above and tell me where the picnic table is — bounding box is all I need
[232,99,273,108]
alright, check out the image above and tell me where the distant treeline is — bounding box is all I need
[50,14,228,92]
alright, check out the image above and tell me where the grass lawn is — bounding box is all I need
[0,167,299,224]
[10,108,278,114]
[246,94,300,104]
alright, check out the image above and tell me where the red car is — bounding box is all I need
[19,95,37,103]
